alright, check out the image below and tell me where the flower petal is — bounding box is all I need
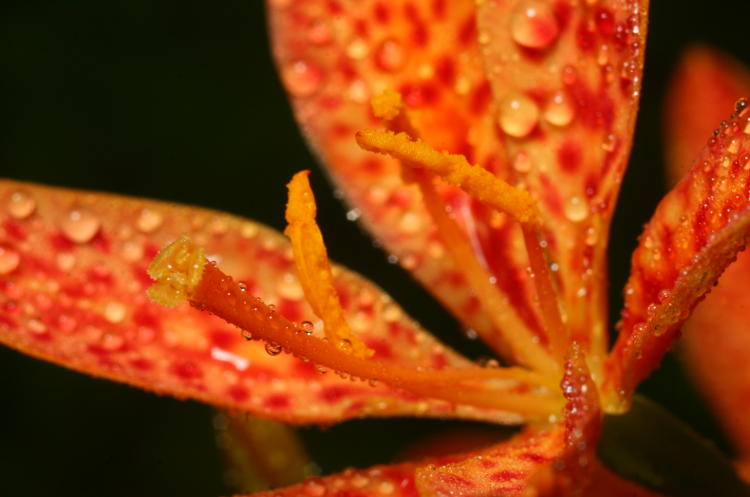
[0,179,520,424]
[476,0,648,362]
[244,461,421,497]
[664,46,750,477]
[416,343,601,497]
[665,45,750,185]
[267,0,540,357]
[605,100,750,407]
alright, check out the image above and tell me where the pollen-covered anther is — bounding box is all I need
[146,235,206,307]
[371,89,404,121]
[285,170,374,359]
[355,129,541,226]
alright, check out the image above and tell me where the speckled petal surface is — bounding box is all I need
[266,0,541,355]
[665,45,750,185]
[605,100,750,405]
[664,46,750,475]
[0,179,522,424]
[476,0,648,362]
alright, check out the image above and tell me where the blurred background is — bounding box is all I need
[2,0,750,495]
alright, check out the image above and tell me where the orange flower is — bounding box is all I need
[2,1,750,496]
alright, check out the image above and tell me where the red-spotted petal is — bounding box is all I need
[0,179,522,424]
[605,101,750,407]
[267,0,544,358]
[416,343,600,497]
[664,46,750,476]
[476,0,648,363]
[246,461,421,497]
[665,45,750,185]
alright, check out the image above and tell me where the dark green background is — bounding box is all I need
[2,1,749,496]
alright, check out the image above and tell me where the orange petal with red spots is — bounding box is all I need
[0,179,519,424]
[665,45,750,185]
[244,461,421,497]
[267,0,544,357]
[416,343,601,497]
[664,46,750,476]
[476,0,649,364]
[605,100,750,408]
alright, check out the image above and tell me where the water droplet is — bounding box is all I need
[27,318,47,335]
[104,301,126,323]
[307,19,332,45]
[265,342,283,356]
[8,191,36,219]
[398,212,421,234]
[585,227,598,246]
[564,196,589,222]
[513,151,532,173]
[510,1,560,49]
[0,246,20,274]
[352,475,369,488]
[241,329,253,340]
[301,320,315,335]
[303,481,326,497]
[374,38,406,72]
[378,482,395,495]
[136,208,163,233]
[498,93,539,138]
[61,208,100,243]
[277,276,303,300]
[101,332,125,351]
[544,90,574,127]
[346,208,361,221]
[346,38,369,60]
[282,60,324,97]
[56,252,76,271]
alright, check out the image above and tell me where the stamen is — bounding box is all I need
[285,170,372,358]
[521,226,568,362]
[369,92,558,374]
[146,237,563,415]
[355,129,540,226]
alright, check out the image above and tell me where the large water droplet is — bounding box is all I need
[510,1,560,49]
[136,208,163,233]
[0,246,20,274]
[374,38,406,72]
[282,60,324,97]
[8,191,36,219]
[498,93,539,138]
[61,208,100,243]
[544,90,574,127]
[564,196,589,222]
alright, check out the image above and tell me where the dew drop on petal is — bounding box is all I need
[564,196,589,222]
[0,246,20,274]
[282,60,324,97]
[510,0,560,49]
[513,151,532,173]
[544,90,575,127]
[136,208,163,233]
[499,93,539,138]
[8,191,36,219]
[265,342,283,356]
[301,320,314,335]
[374,38,406,72]
[61,208,100,243]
